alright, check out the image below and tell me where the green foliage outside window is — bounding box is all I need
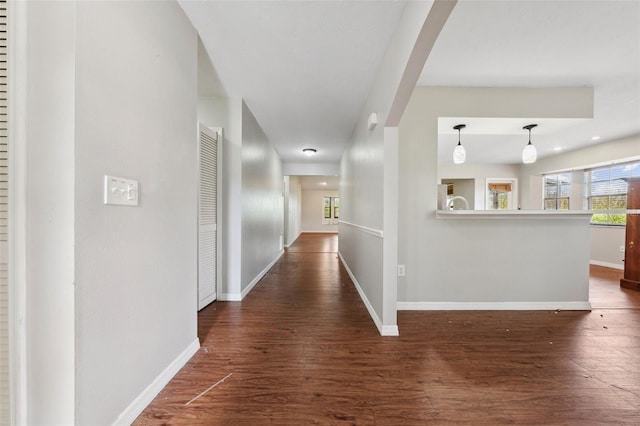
[323,197,331,219]
[584,162,639,226]
[323,196,339,219]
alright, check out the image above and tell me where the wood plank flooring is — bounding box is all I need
[134,234,640,425]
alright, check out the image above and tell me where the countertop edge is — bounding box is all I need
[435,210,595,219]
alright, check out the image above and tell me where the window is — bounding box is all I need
[543,173,570,210]
[584,161,640,225]
[323,196,339,223]
[323,196,332,219]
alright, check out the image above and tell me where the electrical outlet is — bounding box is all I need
[620,245,625,253]
[397,264,405,277]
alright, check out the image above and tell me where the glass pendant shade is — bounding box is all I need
[453,143,466,164]
[452,124,467,164]
[522,124,538,164]
[522,141,537,164]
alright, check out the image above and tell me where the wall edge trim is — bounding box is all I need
[112,338,200,426]
[397,301,593,311]
[338,220,383,239]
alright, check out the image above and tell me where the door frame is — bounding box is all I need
[8,0,28,422]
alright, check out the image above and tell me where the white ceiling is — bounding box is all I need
[182,1,640,168]
[180,0,406,165]
[420,0,640,164]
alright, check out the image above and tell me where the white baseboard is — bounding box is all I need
[113,338,200,426]
[219,293,241,301]
[338,252,398,336]
[381,325,400,336]
[397,301,592,311]
[285,231,302,248]
[590,260,624,270]
[301,230,339,234]
[240,250,284,300]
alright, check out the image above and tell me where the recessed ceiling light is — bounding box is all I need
[302,148,317,156]
[553,146,563,151]
[592,136,601,141]
[319,182,327,186]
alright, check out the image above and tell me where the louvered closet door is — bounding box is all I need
[198,125,217,310]
[0,0,9,422]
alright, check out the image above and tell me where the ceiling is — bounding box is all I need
[420,0,640,164]
[181,0,406,165]
[181,1,640,168]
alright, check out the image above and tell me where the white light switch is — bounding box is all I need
[104,175,139,206]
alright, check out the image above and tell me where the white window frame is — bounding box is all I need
[542,172,571,210]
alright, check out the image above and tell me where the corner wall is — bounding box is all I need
[198,96,243,298]
[284,176,302,246]
[339,1,456,335]
[25,2,76,423]
[198,99,284,299]
[339,0,455,335]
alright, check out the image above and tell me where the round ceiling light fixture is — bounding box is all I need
[522,124,538,164]
[302,148,317,156]
[452,124,466,164]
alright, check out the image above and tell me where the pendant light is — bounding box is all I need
[522,124,538,164]
[452,124,466,164]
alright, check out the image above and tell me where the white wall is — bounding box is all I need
[591,226,626,269]
[302,190,339,233]
[398,87,592,307]
[339,0,454,335]
[25,2,76,423]
[439,163,520,210]
[284,176,302,246]
[240,101,284,293]
[73,2,199,424]
[198,96,243,299]
[198,99,283,299]
[283,162,340,176]
[518,134,640,269]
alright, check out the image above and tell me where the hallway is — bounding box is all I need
[135,234,640,425]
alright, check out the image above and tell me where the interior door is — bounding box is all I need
[198,124,218,310]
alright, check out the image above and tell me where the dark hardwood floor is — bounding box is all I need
[134,234,640,425]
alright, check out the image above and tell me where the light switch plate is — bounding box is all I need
[104,175,139,206]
